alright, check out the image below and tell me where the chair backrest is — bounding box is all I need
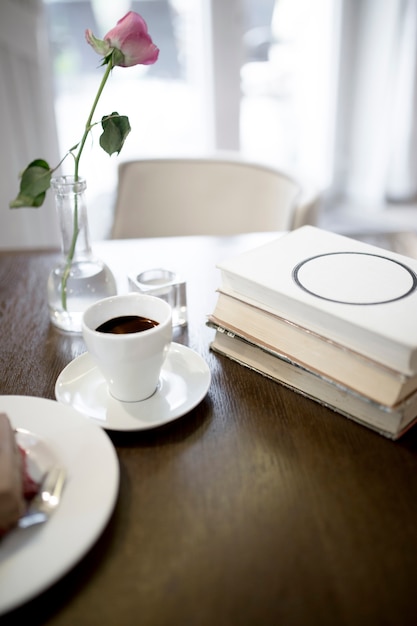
[111,156,320,238]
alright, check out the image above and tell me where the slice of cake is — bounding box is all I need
[0,412,26,533]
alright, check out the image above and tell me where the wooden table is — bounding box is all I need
[2,232,417,626]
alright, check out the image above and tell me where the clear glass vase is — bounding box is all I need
[47,175,117,333]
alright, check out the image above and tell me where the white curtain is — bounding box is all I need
[255,0,417,218]
[0,0,60,249]
[386,0,417,202]
[328,0,417,211]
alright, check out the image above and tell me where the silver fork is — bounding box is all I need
[18,465,67,529]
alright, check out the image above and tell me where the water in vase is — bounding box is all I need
[48,257,117,333]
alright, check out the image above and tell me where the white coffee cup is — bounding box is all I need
[82,293,172,402]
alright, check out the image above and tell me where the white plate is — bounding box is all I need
[55,343,211,431]
[0,396,119,616]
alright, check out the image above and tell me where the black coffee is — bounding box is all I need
[96,315,159,334]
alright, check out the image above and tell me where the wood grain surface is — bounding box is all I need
[2,233,417,626]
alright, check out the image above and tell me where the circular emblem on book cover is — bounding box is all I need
[292,252,417,305]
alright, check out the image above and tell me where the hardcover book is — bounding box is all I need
[208,292,417,406]
[216,226,417,374]
[210,329,417,440]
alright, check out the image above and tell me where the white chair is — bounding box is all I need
[111,155,321,239]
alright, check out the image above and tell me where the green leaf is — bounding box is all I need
[9,160,52,208]
[99,113,131,156]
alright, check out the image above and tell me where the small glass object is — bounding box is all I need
[128,269,187,327]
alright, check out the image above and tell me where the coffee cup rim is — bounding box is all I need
[82,293,172,337]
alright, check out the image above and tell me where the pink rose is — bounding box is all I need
[86,11,159,67]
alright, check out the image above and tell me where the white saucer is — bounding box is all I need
[55,343,211,431]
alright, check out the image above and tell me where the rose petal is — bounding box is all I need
[104,11,159,67]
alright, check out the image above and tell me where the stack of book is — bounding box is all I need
[208,226,417,439]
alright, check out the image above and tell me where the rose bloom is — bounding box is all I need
[86,11,159,67]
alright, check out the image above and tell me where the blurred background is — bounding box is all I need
[1,0,417,247]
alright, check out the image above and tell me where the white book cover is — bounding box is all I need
[217,226,417,374]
